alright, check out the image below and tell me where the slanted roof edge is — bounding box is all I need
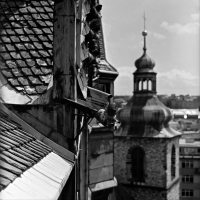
[98,16,118,74]
[89,177,118,192]
[0,103,75,162]
[98,69,119,75]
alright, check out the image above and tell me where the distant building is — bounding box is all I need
[169,109,200,133]
[170,117,200,200]
[113,28,181,200]
[179,138,200,200]
[158,95,200,109]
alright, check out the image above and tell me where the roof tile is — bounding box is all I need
[24,86,37,95]
[0,53,11,60]
[8,78,20,86]
[20,51,31,59]
[36,85,47,94]
[12,68,23,77]
[7,150,35,165]
[0,177,11,187]
[5,44,15,51]
[10,52,21,59]
[0,168,17,181]
[15,87,25,92]
[0,159,23,175]
[43,42,52,48]
[0,0,54,95]
[2,139,19,148]
[0,153,27,171]
[16,60,27,68]
[2,151,32,167]
[1,36,11,43]
[36,59,48,66]
[24,28,34,34]
[1,70,13,78]
[31,66,43,75]
[0,143,11,151]
[21,68,33,76]
[0,140,13,149]
[15,44,26,51]
[14,147,39,162]
[28,76,42,85]
[40,75,51,84]
[18,77,29,86]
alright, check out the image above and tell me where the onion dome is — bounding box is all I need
[116,96,173,136]
[115,95,181,138]
[135,30,155,72]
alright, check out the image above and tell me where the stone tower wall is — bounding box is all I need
[114,137,167,187]
[114,136,180,200]
[111,180,180,200]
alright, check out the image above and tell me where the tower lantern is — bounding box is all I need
[134,15,156,96]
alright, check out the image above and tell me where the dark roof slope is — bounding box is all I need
[0,0,53,95]
[97,19,118,74]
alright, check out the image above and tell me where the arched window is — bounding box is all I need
[134,81,138,91]
[148,80,152,90]
[143,80,147,90]
[131,147,145,183]
[171,145,176,180]
[139,80,142,91]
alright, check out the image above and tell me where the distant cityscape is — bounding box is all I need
[114,94,200,109]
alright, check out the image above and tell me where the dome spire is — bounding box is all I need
[143,12,146,31]
[142,12,147,52]
[134,13,155,71]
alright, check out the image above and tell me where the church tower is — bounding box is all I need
[113,18,181,200]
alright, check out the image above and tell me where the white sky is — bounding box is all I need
[100,0,200,96]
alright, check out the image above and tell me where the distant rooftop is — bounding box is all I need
[171,109,200,118]
[179,138,200,147]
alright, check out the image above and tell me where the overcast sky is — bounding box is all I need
[100,0,199,96]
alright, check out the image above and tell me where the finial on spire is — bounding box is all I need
[142,12,147,36]
[143,12,146,31]
[142,12,147,52]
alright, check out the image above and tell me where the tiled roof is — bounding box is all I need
[97,20,118,74]
[0,0,53,95]
[0,106,73,199]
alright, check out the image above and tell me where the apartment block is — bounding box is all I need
[179,138,200,200]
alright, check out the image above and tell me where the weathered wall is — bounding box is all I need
[114,136,180,200]
[89,131,113,184]
[167,180,180,200]
[115,185,165,200]
[114,137,167,187]
[112,181,179,200]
